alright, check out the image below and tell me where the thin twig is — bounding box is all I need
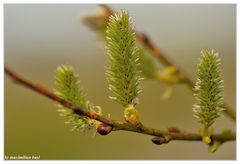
[5,66,235,143]
[99,4,236,122]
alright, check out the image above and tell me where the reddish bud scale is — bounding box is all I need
[97,123,113,136]
[151,136,167,145]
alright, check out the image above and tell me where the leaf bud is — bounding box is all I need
[151,136,167,145]
[97,123,113,136]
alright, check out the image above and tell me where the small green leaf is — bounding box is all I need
[208,141,222,153]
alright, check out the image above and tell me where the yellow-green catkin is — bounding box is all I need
[54,65,101,132]
[106,11,142,125]
[193,50,223,143]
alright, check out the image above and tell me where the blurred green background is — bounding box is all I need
[4,4,236,160]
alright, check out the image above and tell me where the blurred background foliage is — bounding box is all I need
[4,4,235,159]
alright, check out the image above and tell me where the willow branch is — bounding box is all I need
[5,66,235,143]
[99,4,236,122]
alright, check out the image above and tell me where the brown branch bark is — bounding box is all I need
[5,66,235,144]
[99,4,236,122]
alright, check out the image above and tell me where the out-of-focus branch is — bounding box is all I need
[5,66,236,144]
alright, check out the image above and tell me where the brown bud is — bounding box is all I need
[151,136,167,145]
[97,123,113,136]
[209,136,214,145]
[167,127,180,133]
[73,109,83,115]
